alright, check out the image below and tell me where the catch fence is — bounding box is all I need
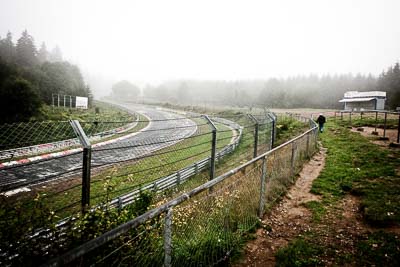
[0,107,278,266]
[43,114,318,267]
[334,110,400,143]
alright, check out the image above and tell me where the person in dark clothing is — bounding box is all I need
[316,113,326,133]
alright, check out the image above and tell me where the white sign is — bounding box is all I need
[75,96,88,109]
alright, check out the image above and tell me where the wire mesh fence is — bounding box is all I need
[41,115,318,267]
[334,110,400,142]
[0,101,318,266]
[0,107,280,266]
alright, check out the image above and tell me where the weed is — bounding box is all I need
[275,238,323,267]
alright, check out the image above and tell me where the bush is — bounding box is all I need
[0,78,42,122]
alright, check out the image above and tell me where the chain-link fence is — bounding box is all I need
[334,110,400,142]
[42,115,318,267]
[0,106,280,266]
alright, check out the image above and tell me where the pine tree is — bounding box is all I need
[37,42,48,63]
[16,30,38,66]
[49,45,62,62]
[0,31,16,63]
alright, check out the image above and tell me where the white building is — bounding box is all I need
[339,91,386,111]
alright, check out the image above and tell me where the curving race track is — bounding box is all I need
[0,103,197,193]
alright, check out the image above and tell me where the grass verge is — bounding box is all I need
[275,120,400,266]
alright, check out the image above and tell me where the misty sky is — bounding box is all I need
[1,0,400,84]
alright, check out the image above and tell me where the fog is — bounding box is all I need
[1,0,400,103]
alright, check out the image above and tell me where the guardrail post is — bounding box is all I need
[203,115,217,181]
[248,114,259,158]
[164,208,173,267]
[70,120,92,213]
[383,112,387,138]
[258,156,267,218]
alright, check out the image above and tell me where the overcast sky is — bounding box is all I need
[1,0,400,85]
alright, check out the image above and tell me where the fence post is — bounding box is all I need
[290,141,296,180]
[267,113,276,149]
[203,115,217,181]
[306,132,310,158]
[258,156,267,218]
[383,112,387,138]
[397,113,400,143]
[349,112,352,126]
[248,114,259,158]
[70,120,92,213]
[341,111,343,120]
[375,111,378,133]
[164,208,173,267]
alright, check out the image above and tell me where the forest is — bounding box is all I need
[0,30,92,122]
[143,67,400,110]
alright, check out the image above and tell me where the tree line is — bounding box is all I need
[0,30,92,122]
[141,65,399,110]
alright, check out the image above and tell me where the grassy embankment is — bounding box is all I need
[275,120,400,266]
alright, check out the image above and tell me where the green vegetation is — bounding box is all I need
[311,122,400,225]
[143,63,400,110]
[0,30,92,123]
[36,101,134,121]
[0,110,310,266]
[275,120,400,266]
[275,238,323,267]
[337,112,399,129]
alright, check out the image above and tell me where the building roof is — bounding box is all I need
[344,91,386,98]
[339,97,375,103]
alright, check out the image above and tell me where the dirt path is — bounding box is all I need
[235,145,327,266]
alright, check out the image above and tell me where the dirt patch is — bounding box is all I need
[351,127,399,146]
[234,145,326,266]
